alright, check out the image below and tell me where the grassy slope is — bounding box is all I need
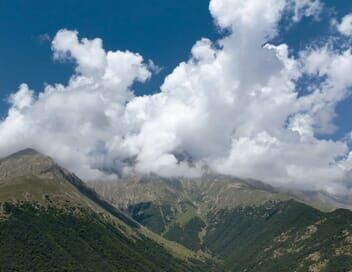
[0,150,219,271]
[204,200,352,271]
[114,177,291,251]
[0,202,213,272]
[127,198,352,271]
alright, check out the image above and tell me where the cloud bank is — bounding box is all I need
[1,0,352,195]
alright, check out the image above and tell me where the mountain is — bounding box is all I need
[89,174,352,271]
[0,149,218,272]
[3,148,352,271]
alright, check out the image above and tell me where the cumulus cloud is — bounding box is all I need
[0,29,152,179]
[1,0,352,195]
[336,13,352,36]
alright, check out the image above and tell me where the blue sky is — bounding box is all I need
[0,1,347,97]
[1,1,351,139]
[0,0,221,116]
[0,0,352,127]
[1,0,352,192]
[0,0,352,112]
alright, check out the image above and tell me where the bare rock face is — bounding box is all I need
[0,149,66,182]
[89,174,289,213]
[0,148,90,206]
[0,148,73,184]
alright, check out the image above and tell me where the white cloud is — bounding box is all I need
[336,13,352,37]
[1,0,352,195]
[8,84,34,110]
[0,29,152,179]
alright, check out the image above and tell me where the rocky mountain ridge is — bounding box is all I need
[0,149,215,271]
[89,174,352,271]
[2,148,352,271]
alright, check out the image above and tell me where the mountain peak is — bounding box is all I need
[0,148,64,185]
[5,148,46,159]
[0,149,207,271]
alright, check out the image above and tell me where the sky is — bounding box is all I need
[0,0,221,116]
[1,0,352,196]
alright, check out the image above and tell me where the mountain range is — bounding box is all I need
[0,149,216,272]
[1,148,352,271]
[89,174,352,271]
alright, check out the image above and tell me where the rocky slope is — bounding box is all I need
[89,174,352,271]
